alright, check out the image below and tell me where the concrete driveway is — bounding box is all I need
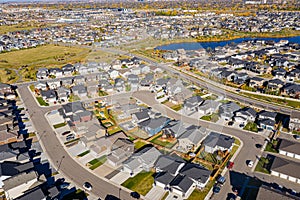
[110,171,131,185]
[94,164,115,177]
[145,186,166,200]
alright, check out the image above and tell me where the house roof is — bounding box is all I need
[184,96,203,105]
[259,118,276,126]
[155,171,175,185]
[258,110,277,119]
[3,171,37,191]
[133,110,150,121]
[154,155,185,175]
[271,156,300,179]
[169,174,194,193]
[256,185,297,200]
[138,117,169,130]
[15,187,45,200]
[203,132,235,150]
[163,120,187,138]
[179,163,211,184]
[279,139,300,155]
[179,126,207,145]
[199,100,221,111]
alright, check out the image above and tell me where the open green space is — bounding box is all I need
[53,122,67,129]
[264,140,279,153]
[88,156,107,170]
[121,171,154,196]
[36,97,49,106]
[243,122,258,133]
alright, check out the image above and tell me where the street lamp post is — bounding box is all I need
[57,155,65,171]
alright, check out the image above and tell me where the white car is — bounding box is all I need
[248,160,254,167]
[83,182,92,191]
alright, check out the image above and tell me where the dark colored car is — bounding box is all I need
[62,131,71,136]
[130,192,140,199]
[83,182,92,191]
[213,184,221,194]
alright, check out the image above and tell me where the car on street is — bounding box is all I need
[217,175,226,185]
[213,184,221,194]
[62,131,71,136]
[247,160,254,167]
[59,182,70,190]
[228,121,234,126]
[293,135,300,140]
[83,182,92,191]
[227,161,234,170]
[130,192,140,199]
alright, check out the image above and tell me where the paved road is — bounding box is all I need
[98,47,300,118]
[17,85,138,200]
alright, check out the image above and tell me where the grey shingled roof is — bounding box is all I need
[271,156,300,179]
[203,132,235,150]
[279,139,300,155]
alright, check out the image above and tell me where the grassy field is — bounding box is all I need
[121,171,154,196]
[0,44,90,82]
[0,22,52,34]
[243,122,258,133]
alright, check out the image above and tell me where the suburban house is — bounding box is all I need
[40,90,57,103]
[278,139,300,160]
[36,68,48,80]
[234,107,257,124]
[183,96,204,113]
[249,77,265,88]
[62,64,74,76]
[34,81,47,91]
[49,68,63,77]
[198,100,221,115]
[162,120,187,138]
[219,102,241,121]
[282,83,300,98]
[71,85,87,98]
[177,126,208,152]
[46,79,60,90]
[56,87,70,102]
[107,138,134,167]
[122,146,161,175]
[132,110,150,125]
[3,171,46,200]
[267,79,284,91]
[257,110,277,130]
[270,156,300,184]
[114,78,125,92]
[138,116,170,136]
[154,155,211,198]
[202,132,235,154]
[61,102,92,125]
[60,77,73,87]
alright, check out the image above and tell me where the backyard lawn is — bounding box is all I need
[150,135,177,148]
[134,140,147,150]
[121,171,154,196]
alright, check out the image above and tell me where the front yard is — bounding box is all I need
[150,134,177,149]
[200,113,219,122]
[36,97,49,106]
[187,180,214,200]
[254,156,271,174]
[243,122,258,133]
[88,156,107,170]
[121,171,154,196]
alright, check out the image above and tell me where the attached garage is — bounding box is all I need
[288,176,297,183]
[271,171,279,177]
[279,173,288,179]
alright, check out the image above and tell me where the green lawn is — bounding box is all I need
[150,135,177,148]
[161,192,169,200]
[200,113,219,122]
[121,171,154,196]
[107,126,122,135]
[53,122,67,129]
[243,122,258,133]
[170,104,182,111]
[69,94,80,102]
[99,90,108,96]
[254,157,270,174]
[36,97,49,106]
[88,156,107,170]
[77,150,90,157]
[64,138,80,145]
[292,130,300,135]
[134,140,147,150]
[264,140,279,153]
[187,181,214,200]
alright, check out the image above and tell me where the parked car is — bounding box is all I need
[213,184,221,194]
[66,135,75,141]
[130,192,140,199]
[62,131,71,136]
[247,160,254,167]
[227,161,234,170]
[293,135,300,140]
[83,182,92,191]
[217,175,226,185]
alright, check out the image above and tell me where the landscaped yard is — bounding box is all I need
[53,122,67,129]
[69,94,80,102]
[77,150,90,157]
[121,171,154,196]
[170,104,183,111]
[187,180,214,200]
[88,156,107,170]
[200,113,219,122]
[150,135,177,148]
[254,157,271,174]
[134,140,147,150]
[243,122,258,133]
[264,140,279,153]
[99,90,108,96]
[36,97,49,106]
[107,126,122,135]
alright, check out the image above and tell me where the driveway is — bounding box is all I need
[94,164,115,177]
[110,171,132,185]
[145,186,166,200]
[68,142,88,157]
